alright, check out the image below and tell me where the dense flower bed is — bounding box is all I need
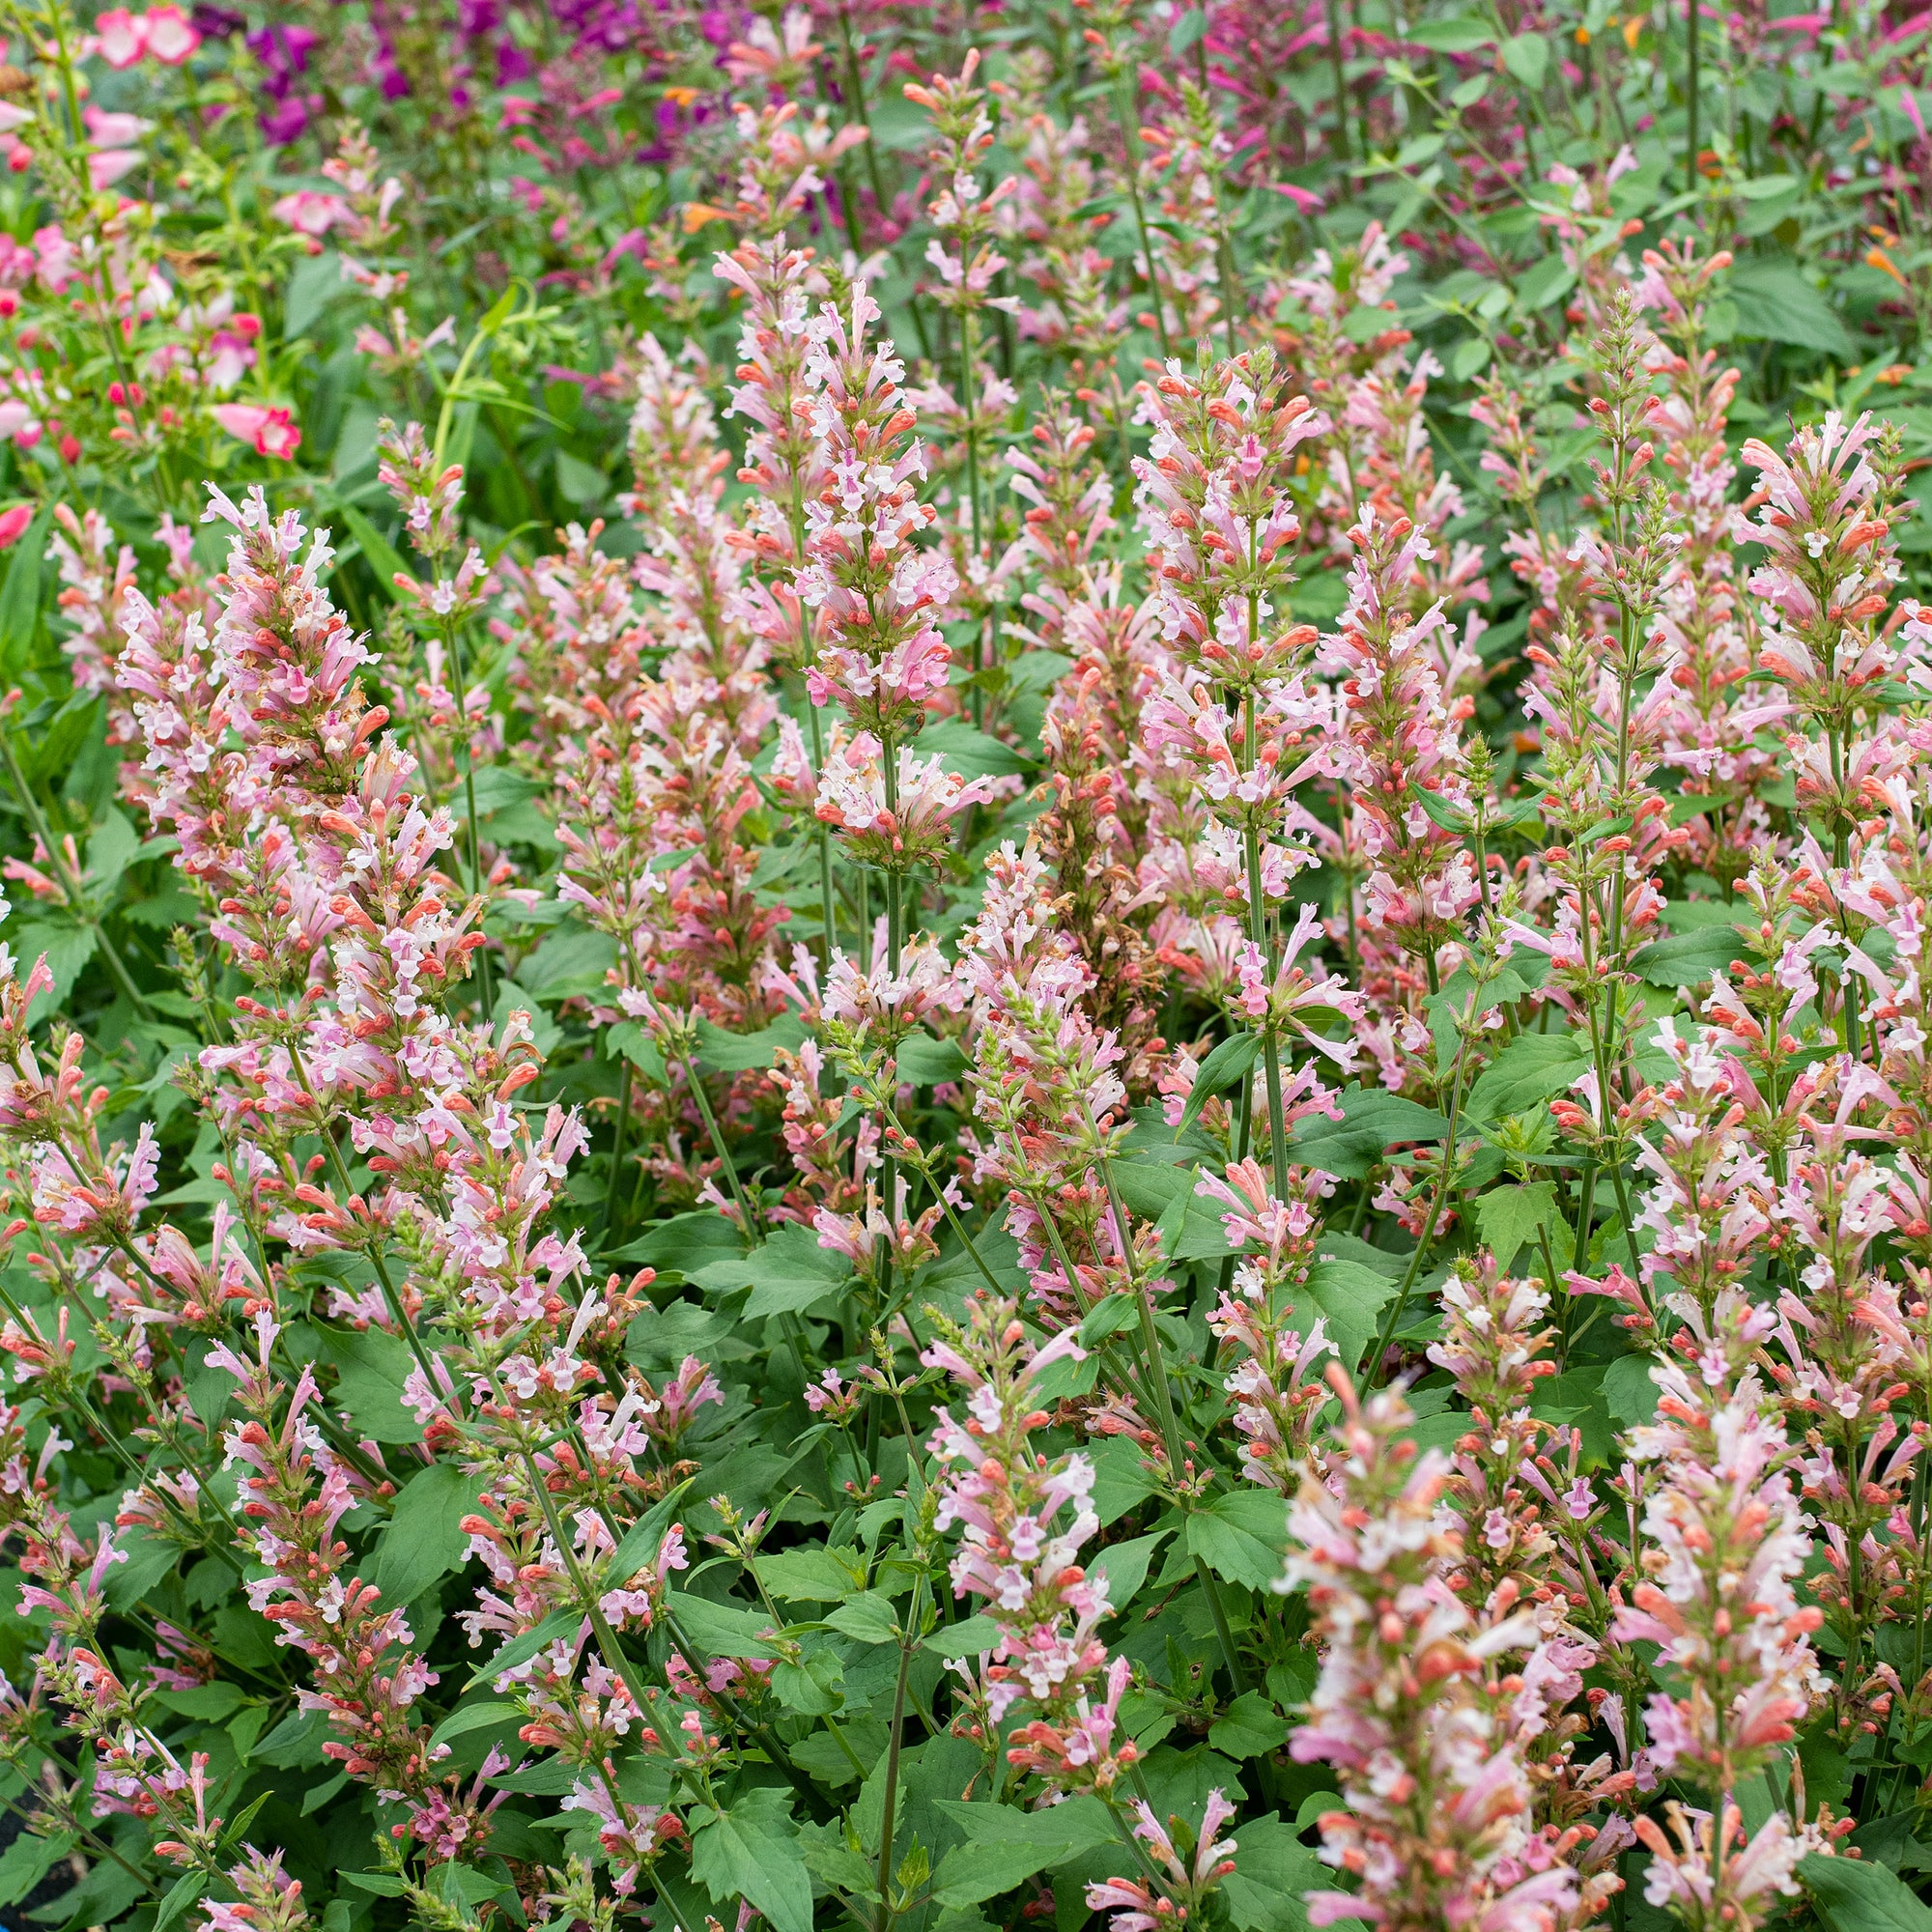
[0,3,1927,1932]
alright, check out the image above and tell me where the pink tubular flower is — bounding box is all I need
[923,1298,1130,1772]
[270,190,353,238]
[1285,1367,1618,1932]
[211,404,300,460]
[96,4,198,64]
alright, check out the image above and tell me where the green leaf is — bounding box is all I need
[1631,923,1748,987]
[690,1791,813,1932]
[1473,1180,1560,1270]
[341,1872,411,1897]
[554,450,608,506]
[428,1701,522,1750]
[1302,1258,1397,1371]
[1079,1293,1142,1347]
[760,1545,867,1603]
[12,921,97,1023]
[665,1591,779,1661]
[924,1612,1004,1660]
[935,1795,1117,1861]
[104,1526,181,1608]
[320,1324,425,1443]
[1209,1690,1291,1759]
[1187,1490,1289,1590]
[1465,1032,1592,1123]
[155,1869,205,1932]
[1090,1530,1167,1610]
[1179,1033,1261,1134]
[922,717,1031,778]
[694,1223,850,1319]
[1801,1854,1932,1932]
[606,1480,696,1588]
[1090,1433,1158,1525]
[1729,259,1854,358]
[1221,1814,1324,1932]
[773,1651,845,1718]
[516,923,618,1001]
[370,1460,482,1605]
[1406,14,1492,48]
[153,1681,246,1721]
[337,502,412,597]
[826,1591,900,1644]
[612,1211,744,1273]
[0,506,49,680]
[475,1606,581,1686]
[694,1014,810,1073]
[931,1838,1070,1909]
[1289,1085,1450,1179]
[1601,1354,1660,1429]
[1500,30,1548,85]
[1515,254,1576,313]
[253,1708,330,1769]
[898,1033,970,1086]
[1169,6,1208,56]
[0,1829,72,1906]
[85,807,140,900]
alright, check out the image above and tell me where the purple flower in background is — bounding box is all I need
[246,21,322,144]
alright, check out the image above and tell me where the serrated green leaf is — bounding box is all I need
[1209,1690,1292,1760]
[1473,1180,1560,1270]
[0,1829,72,1906]
[1631,924,1749,987]
[924,1612,1004,1660]
[1090,1530,1167,1610]
[1464,1032,1593,1123]
[759,1545,867,1603]
[370,1460,483,1606]
[320,1323,424,1443]
[826,1591,900,1644]
[1221,1814,1324,1931]
[1187,1490,1289,1590]
[690,1792,813,1932]
[898,1032,970,1086]
[1802,1854,1932,1932]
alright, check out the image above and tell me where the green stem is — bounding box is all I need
[872,1570,927,1932]
[1685,0,1699,193]
[1322,0,1351,166]
[601,1054,632,1241]
[1368,996,1481,1381]
[0,726,154,1019]
[1110,85,1172,360]
[285,1037,440,1392]
[438,611,495,1020]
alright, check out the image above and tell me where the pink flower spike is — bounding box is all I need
[0,505,33,550]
